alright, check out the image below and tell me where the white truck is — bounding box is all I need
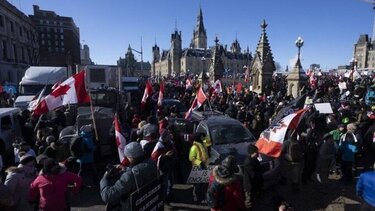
[14,66,68,110]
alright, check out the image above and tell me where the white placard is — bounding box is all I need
[186,165,215,183]
[314,103,333,114]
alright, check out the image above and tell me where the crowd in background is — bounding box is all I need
[0,71,374,210]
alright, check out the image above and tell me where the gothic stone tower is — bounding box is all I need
[249,20,276,95]
[152,43,160,77]
[191,7,207,49]
[171,30,182,76]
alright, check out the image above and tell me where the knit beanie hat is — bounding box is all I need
[124,142,144,159]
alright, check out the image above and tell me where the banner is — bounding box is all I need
[187,165,215,183]
[130,179,163,211]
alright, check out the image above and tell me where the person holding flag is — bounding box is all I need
[185,86,207,120]
[141,80,153,112]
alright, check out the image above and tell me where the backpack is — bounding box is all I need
[69,136,84,158]
[206,180,225,209]
[285,141,303,162]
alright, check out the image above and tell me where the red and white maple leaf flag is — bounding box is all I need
[255,109,307,158]
[114,114,127,164]
[157,81,165,107]
[32,71,90,116]
[185,86,207,119]
[141,80,153,111]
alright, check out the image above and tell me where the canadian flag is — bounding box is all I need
[185,86,207,119]
[32,71,90,116]
[157,81,164,107]
[256,109,307,157]
[28,85,46,111]
[141,80,153,111]
[114,114,127,164]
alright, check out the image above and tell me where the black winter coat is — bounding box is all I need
[243,157,263,193]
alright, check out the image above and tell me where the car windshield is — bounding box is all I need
[210,124,255,145]
[163,100,187,112]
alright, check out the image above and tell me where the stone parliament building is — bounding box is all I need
[151,8,253,79]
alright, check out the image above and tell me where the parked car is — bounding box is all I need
[170,110,280,183]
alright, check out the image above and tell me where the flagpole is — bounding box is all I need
[84,69,99,143]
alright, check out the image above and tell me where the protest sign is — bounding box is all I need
[187,165,215,183]
[130,179,163,211]
[314,103,333,114]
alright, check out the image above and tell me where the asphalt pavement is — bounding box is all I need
[71,172,362,211]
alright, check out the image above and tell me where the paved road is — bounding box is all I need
[71,172,362,211]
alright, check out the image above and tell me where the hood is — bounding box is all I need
[15,95,35,104]
[212,166,237,185]
[20,66,67,85]
[211,142,249,165]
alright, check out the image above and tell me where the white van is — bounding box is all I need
[14,66,68,110]
[0,108,22,152]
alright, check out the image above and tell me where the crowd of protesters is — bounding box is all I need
[0,71,374,210]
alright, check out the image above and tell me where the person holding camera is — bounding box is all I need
[189,132,209,204]
[100,142,157,211]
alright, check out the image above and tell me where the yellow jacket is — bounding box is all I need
[189,141,209,166]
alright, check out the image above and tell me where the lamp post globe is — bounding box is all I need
[295,36,304,62]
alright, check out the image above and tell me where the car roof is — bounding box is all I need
[163,99,181,103]
[191,110,241,127]
[203,115,242,127]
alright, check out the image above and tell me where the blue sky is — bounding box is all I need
[13,0,375,70]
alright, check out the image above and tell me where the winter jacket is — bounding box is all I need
[318,140,336,161]
[208,166,246,211]
[189,141,209,167]
[29,169,82,211]
[243,156,263,194]
[338,139,358,162]
[5,165,37,211]
[0,181,12,208]
[100,158,158,210]
[77,131,96,164]
[356,171,375,207]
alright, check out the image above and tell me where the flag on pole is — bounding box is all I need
[28,85,47,111]
[185,86,207,119]
[157,81,164,107]
[114,114,127,164]
[213,79,223,94]
[141,80,153,111]
[32,71,90,116]
[256,109,307,157]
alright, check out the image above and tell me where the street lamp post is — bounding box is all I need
[295,36,304,67]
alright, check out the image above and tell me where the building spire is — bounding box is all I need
[191,6,207,49]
